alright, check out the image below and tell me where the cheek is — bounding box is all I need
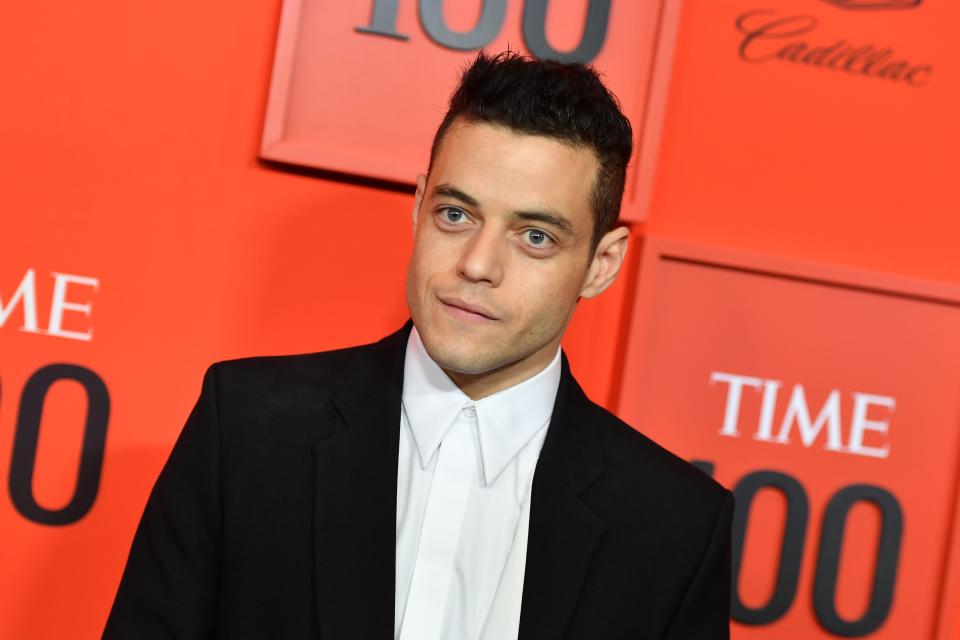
[412,230,461,279]
[407,236,450,302]
[513,263,584,321]
[405,244,430,310]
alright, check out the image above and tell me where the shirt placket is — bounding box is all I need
[399,405,478,640]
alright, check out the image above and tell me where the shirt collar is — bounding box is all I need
[401,326,562,487]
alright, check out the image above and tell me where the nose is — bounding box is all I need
[457,225,504,286]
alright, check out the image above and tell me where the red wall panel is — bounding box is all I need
[1,0,957,638]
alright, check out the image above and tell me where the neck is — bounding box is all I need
[444,343,560,401]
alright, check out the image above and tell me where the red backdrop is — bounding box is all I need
[1,0,957,638]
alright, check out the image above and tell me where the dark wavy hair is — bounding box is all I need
[429,51,633,249]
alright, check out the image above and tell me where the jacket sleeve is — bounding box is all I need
[102,364,223,639]
[664,490,735,640]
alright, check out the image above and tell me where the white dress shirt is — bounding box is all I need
[395,327,562,640]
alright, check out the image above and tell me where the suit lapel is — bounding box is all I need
[313,325,409,639]
[519,356,606,640]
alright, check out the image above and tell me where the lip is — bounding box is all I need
[437,296,500,322]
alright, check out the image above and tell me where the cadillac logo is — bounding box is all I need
[735,9,933,86]
[820,0,921,9]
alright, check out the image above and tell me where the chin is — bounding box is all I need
[427,343,489,375]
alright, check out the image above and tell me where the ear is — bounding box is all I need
[579,226,629,299]
[412,173,427,231]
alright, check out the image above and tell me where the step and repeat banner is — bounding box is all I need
[2,0,958,638]
[618,238,960,638]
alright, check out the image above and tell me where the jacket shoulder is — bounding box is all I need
[585,399,730,510]
[199,337,389,429]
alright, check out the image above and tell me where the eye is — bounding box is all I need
[524,229,553,247]
[439,207,467,224]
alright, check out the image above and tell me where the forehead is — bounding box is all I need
[429,121,598,228]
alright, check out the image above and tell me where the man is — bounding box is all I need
[104,52,733,639]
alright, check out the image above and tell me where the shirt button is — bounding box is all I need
[463,406,476,419]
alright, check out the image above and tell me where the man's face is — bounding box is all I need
[406,119,627,396]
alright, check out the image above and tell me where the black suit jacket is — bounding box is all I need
[103,324,733,639]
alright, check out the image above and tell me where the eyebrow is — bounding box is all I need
[433,184,479,207]
[433,183,575,236]
[513,210,574,235]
